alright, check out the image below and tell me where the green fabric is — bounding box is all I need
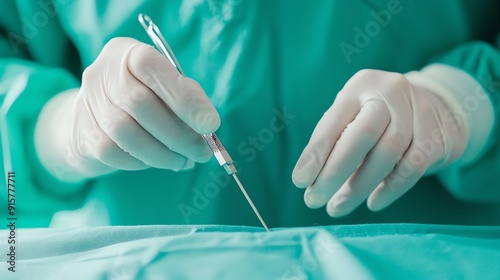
[1,224,500,279]
[1,0,500,228]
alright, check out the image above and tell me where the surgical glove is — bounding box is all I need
[35,37,220,183]
[292,69,471,217]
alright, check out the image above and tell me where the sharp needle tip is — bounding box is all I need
[232,174,270,232]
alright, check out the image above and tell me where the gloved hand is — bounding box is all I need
[35,37,220,183]
[292,69,470,217]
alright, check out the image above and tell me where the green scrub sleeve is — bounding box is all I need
[0,61,85,226]
[0,1,89,227]
[428,39,500,202]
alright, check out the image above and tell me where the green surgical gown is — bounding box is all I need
[1,0,500,228]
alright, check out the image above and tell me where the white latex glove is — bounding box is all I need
[292,69,473,217]
[36,37,220,183]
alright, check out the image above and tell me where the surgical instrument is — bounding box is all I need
[138,14,270,232]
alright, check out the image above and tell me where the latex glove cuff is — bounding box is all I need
[405,64,495,168]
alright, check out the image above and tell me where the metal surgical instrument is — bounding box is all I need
[138,14,270,232]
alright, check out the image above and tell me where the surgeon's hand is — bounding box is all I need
[292,69,469,217]
[36,37,220,183]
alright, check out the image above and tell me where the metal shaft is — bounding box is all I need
[202,133,237,175]
[232,174,270,232]
[138,13,270,232]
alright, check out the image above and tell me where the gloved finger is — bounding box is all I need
[110,78,212,163]
[366,103,446,211]
[304,100,390,209]
[292,92,358,189]
[87,94,194,171]
[127,43,221,134]
[98,143,152,171]
[366,143,427,211]
[325,125,411,217]
[73,102,150,171]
